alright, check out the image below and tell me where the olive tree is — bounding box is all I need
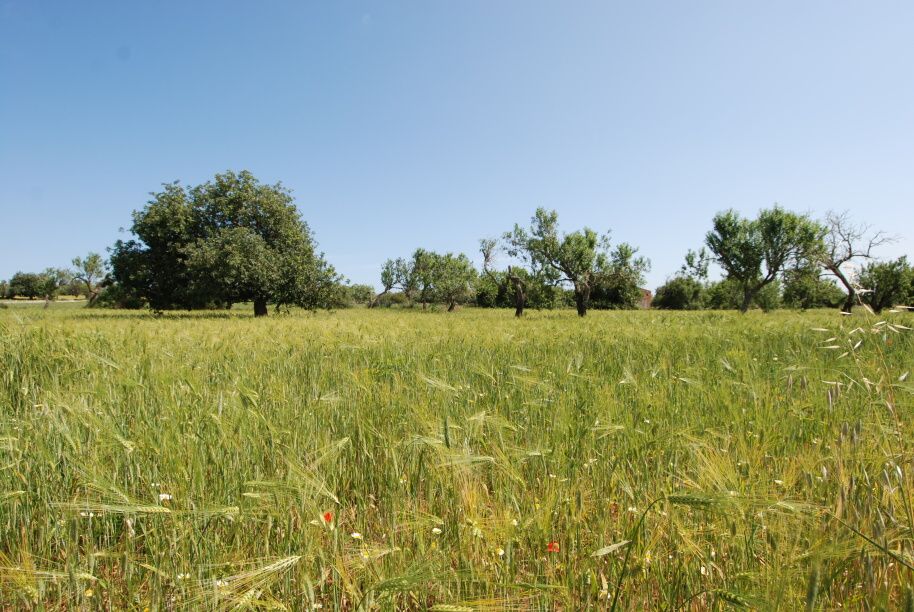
[705,207,824,313]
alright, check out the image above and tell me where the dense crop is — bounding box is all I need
[0,307,912,609]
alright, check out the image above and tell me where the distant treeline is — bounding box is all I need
[3,171,912,315]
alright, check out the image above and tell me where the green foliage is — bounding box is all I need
[705,207,824,312]
[506,208,648,316]
[857,256,913,312]
[428,252,477,311]
[7,271,44,299]
[109,171,339,315]
[590,243,651,309]
[653,276,706,310]
[474,270,511,308]
[0,280,8,299]
[38,268,72,301]
[705,277,782,311]
[345,284,376,307]
[71,252,104,304]
[782,265,845,310]
[379,249,475,310]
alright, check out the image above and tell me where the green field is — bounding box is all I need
[1,307,912,610]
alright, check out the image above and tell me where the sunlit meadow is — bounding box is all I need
[1,306,912,610]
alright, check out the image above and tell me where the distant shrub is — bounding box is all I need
[653,276,705,310]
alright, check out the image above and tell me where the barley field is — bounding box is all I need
[0,307,912,610]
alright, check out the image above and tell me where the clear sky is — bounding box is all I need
[2,1,912,290]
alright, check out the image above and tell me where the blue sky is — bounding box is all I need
[1,1,912,290]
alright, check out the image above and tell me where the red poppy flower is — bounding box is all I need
[546,541,560,553]
[323,511,333,524]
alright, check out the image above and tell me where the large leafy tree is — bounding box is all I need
[110,181,200,309]
[705,207,824,313]
[590,243,651,309]
[7,272,43,299]
[781,263,845,310]
[506,208,608,317]
[109,170,339,316]
[376,249,476,311]
[428,252,476,312]
[856,257,913,313]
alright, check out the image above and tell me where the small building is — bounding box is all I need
[638,288,653,309]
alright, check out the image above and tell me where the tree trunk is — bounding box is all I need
[574,284,590,317]
[254,298,268,317]
[87,291,99,307]
[447,301,456,312]
[842,291,855,314]
[830,266,855,314]
[513,286,526,317]
[508,272,526,318]
[740,288,753,313]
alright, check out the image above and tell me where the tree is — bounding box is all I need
[590,243,650,309]
[428,252,476,311]
[71,253,105,305]
[109,181,198,310]
[0,280,8,299]
[376,249,476,311]
[506,208,613,317]
[109,171,339,316]
[819,211,895,313]
[374,255,424,307]
[856,257,913,313]
[7,272,43,299]
[781,264,845,310]
[346,284,376,306]
[373,259,404,307]
[705,206,824,313]
[480,238,529,317]
[680,248,711,281]
[39,268,73,306]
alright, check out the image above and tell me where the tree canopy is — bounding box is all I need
[109,171,339,315]
[705,207,824,313]
[505,208,648,316]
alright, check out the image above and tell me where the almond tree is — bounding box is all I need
[705,206,824,313]
[71,253,105,305]
[480,238,529,317]
[820,210,894,313]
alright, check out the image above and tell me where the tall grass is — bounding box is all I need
[0,307,911,609]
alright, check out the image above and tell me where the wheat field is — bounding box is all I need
[0,307,912,610]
